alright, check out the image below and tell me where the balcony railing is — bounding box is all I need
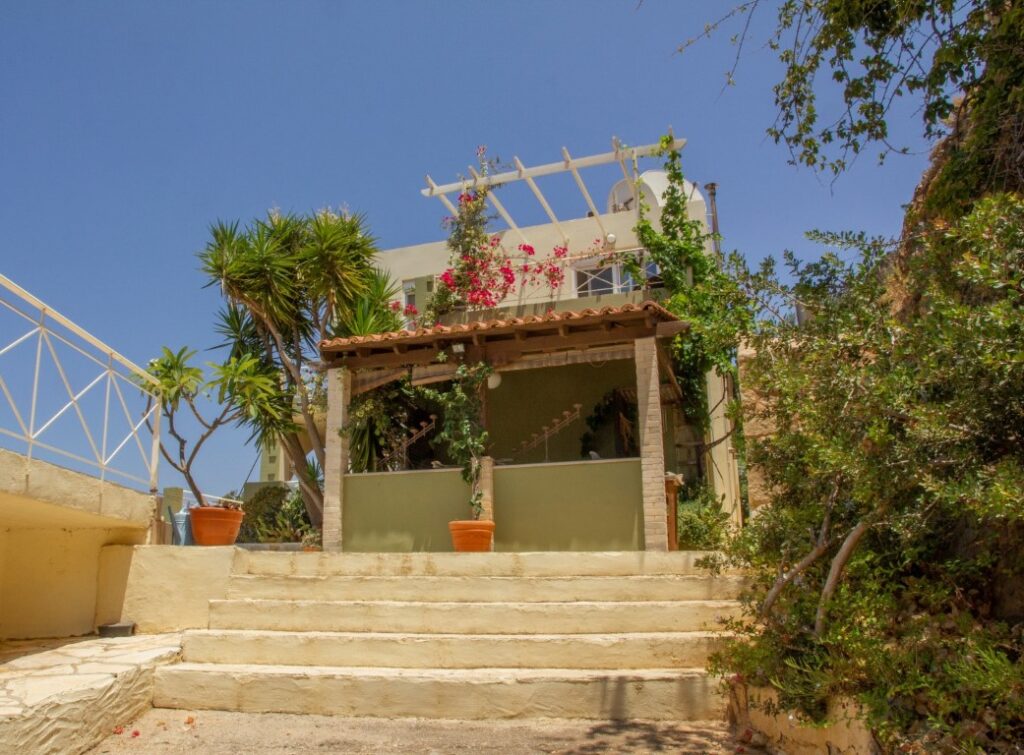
[0,273,161,491]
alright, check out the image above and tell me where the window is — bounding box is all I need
[403,280,416,310]
[574,257,661,296]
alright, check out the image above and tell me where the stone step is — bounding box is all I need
[182,629,725,670]
[234,550,722,578]
[226,573,745,603]
[153,663,724,720]
[207,599,740,634]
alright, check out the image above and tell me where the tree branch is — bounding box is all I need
[760,479,840,618]
[814,519,871,636]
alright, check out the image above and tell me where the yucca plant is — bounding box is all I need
[200,209,378,525]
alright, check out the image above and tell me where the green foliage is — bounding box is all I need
[579,389,638,458]
[344,379,418,473]
[710,195,1024,751]
[676,481,730,550]
[199,208,380,523]
[633,136,754,429]
[685,1,1022,183]
[144,346,288,508]
[334,268,404,339]
[418,363,491,518]
[239,485,312,543]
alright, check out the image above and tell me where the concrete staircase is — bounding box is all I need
[154,551,742,720]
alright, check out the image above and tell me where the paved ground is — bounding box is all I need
[87,709,761,754]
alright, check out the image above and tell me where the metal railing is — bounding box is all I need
[0,273,162,491]
[179,491,244,509]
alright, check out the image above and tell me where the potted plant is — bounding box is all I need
[419,362,494,551]
[189,497,245,545]
[143,346,288,546]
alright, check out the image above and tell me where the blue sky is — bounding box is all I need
[0,1,932,497]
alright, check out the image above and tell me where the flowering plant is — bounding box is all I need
[424,149,571,322]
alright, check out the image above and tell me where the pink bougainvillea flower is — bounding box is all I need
[517,243,535,256]
[403,303,418,316]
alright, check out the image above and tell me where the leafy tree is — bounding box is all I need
[200,209,377,525]
[630,136,754,430]
[144,346,289,508]
[710,195,1024,750]
[682,1,1024,210]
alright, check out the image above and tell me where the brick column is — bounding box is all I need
[634,336,668,551]
[323,367,350,552]
[478,456,495,522]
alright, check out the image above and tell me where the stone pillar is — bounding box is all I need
[323,367,351,552]
[634,336,668,551]
[478,456,495,522]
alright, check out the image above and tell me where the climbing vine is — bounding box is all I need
[630,135,753,429]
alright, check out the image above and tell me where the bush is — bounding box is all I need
[238,485,311,543]
[676,481,730,550]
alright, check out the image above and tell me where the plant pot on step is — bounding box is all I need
[449,519,495,552]
[189,506,244,545]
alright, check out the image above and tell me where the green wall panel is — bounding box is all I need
[342,469,470,552]
[493,458,643,551]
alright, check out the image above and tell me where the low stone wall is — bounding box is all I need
[0,634,180,755]
[730,683,878,754]
[99,545,236,633]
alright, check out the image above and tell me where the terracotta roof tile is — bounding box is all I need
[320,300,678,353]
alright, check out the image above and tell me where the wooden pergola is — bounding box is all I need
[318,301,688,552]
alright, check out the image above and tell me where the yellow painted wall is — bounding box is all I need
[108,545,236,633]
[0,529,5,625]
[0,526,146,639]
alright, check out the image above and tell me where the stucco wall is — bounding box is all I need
[343,469,470,552]
[731,685,877,755]
[0,529,5,625]
[493,459,643,551]
[0,526,146,639]
[107,545,236,633]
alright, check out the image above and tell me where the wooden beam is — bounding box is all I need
[656,342,684,404]
[496,343,634,373]
[484,324,653,360]
[656,320,689,338]
[340,347,443,371]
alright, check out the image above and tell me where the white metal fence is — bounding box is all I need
[0,273,161,491]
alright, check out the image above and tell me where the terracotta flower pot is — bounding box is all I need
[449,519,495,552]
[189,506,244,546]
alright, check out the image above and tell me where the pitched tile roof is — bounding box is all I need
[320,300,679,353]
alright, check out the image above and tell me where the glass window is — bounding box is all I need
[402,280,416,310]
[575,266,615,296]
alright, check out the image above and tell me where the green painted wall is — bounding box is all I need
[342,469,470,552]
[487,361,637,464]
[493,459,643,551]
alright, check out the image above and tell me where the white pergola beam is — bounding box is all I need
[421,137,685,198]
[426,175,459,216]
[562,146,606,238]
[514,156,568,245]
[468,166,530,249]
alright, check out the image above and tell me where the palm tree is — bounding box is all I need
[200,209,377,525]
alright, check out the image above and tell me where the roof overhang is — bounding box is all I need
[320,301,687,372]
